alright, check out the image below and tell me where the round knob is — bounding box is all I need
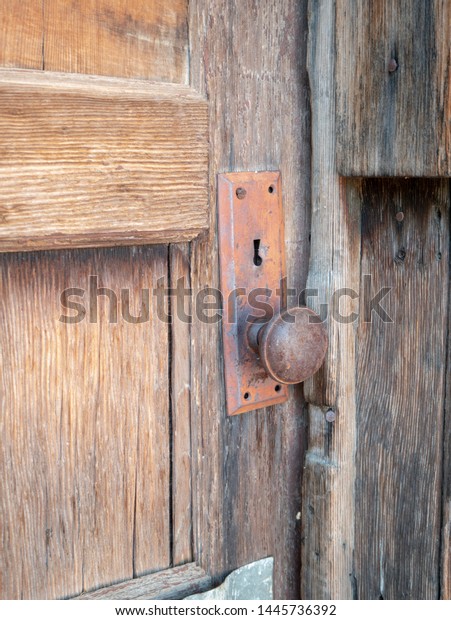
[248,307,328,384]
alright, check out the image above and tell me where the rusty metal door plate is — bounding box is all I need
[218,171,289,415]
[218,171,328,416]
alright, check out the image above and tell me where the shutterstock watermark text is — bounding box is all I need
[59,275,392,325]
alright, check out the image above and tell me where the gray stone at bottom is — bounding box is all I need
[185,558,273,600]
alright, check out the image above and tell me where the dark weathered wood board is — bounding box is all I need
[189,0,311,598]
[442,193,451,599]
[303,0,451,600]
[0,247,171,599]
[354,179,449,599]
[336,0,451,176]
[301,0,362,599]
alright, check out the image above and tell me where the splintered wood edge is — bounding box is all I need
[0,69,209,252]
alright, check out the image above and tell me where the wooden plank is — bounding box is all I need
[442,186,451,599]
[0,246,171,599]
[0,0,191,601]
[170,244,193,565]
[301,0,361,599]
[0,1,43,70]
[74,563,211,600]
[42,0,194,575]
[43,0,188,83]
[189,0,311,598]
[354,179,449,599]
[336,0,451,177]
[0,69,208,252]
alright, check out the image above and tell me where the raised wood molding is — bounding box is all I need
[0,69,208,252]
[74,563,211,600]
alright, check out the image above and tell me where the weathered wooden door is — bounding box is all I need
[1,0,450,603]
[0,0,209,599]
[0,0,309,600]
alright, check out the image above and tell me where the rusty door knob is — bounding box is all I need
[248,307,328,384]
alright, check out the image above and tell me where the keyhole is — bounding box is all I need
[253,239,263,266]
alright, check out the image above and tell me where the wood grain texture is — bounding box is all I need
[43,0,188,82]
[0,69,208,252]
[0,1,44,70]
[303,0,451,600]
[0,246,171,599]
[29,0,194,578]
[354,180,449,599]
[0,0,194,601]
[189,0,311,599]
[442,190,451,599]
[170,244,193,566]
[336,0,451,177]
[75,563,211,600]
[301,0,361,599]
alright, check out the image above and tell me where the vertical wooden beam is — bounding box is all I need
[188,0,226,584]
[441,180,451,600]
[189,0,311,598]
[301,0,361,599]
[303,0,450,599]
